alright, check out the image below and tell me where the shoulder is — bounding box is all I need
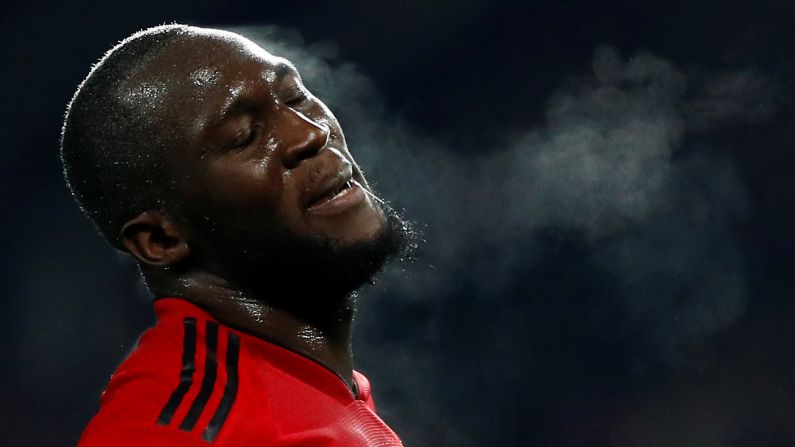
[80,306,250,446]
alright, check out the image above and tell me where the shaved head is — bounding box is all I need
[61,24,193,246]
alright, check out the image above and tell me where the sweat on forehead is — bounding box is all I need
[138,29,279,75]
[117,29,287,108]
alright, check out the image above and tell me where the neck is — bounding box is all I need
[152,270,357,393]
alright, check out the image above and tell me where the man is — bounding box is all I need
[61,24,412,446]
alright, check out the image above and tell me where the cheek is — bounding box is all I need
[195,158,286,217]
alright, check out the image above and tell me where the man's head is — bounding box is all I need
[61,24,411,305]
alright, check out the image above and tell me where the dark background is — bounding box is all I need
[3,1,794,446]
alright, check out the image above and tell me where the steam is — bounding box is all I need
[231,26,769,444]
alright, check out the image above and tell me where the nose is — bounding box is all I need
[279,107,329,169]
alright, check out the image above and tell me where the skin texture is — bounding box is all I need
[118,29,390,393]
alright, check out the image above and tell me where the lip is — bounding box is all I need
[303,160,369,216]
[306,179,366,216]
[304,162,352,206]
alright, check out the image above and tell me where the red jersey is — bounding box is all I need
[78,298,403,446]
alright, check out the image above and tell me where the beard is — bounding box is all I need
[184,201,414,320]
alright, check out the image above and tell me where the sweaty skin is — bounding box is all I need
[119,29,388,394]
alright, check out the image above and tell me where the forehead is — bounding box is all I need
[181,30,292,81]
[120,30,296,110]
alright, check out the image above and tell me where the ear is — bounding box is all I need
[120,211,190,267]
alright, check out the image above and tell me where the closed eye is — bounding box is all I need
[229,125,262,150]
[284,84,310,106]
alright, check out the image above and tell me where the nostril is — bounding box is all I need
[293,146,319,164]
[283,133,325,169]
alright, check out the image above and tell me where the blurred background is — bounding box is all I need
[3,1,794,445]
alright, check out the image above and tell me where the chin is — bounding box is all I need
[198,195,413,309]
[311,202,388,247]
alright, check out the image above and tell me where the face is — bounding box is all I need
[125,29,414,303]
[137,30,394,278]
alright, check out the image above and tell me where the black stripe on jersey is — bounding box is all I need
[179,320,219,432]
[157,317,197,425]
[202,331,240,442]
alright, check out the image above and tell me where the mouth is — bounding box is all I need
[310,178,354,206]
[305,171,368,216]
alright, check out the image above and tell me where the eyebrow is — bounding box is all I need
[215,62,298,123]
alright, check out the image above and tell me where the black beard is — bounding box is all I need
[193,203,413,320]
